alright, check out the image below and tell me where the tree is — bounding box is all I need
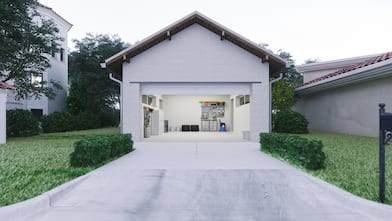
[304,57,321,64]
[272,80,296,112]
[0,0,62,99]
[276,50,303,86]
[67,34,127,123]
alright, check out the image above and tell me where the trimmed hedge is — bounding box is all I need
[41,112,74,133]
[273,111,309,134]
[6,109,40,137]
[260,133,325,170]
[70,134,133,167]
[41,111,103,133]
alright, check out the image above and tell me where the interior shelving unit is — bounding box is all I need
[200,101,225,131]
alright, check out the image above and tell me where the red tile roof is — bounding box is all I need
[0,82,15,90]
[299,51,392,87]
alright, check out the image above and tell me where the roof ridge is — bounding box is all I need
[298,51,392,88]
[0,82,16,90]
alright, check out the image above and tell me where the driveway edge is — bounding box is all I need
[0,174,90,220]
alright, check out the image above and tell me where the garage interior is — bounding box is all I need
[141,94,250,141]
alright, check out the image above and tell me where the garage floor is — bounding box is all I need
[143,132,245,142]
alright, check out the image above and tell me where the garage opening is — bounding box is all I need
[141,94,250,142]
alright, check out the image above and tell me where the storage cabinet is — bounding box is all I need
[201,120,218,131]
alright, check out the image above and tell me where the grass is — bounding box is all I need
[0,127,120,206]
[297,132,392,204]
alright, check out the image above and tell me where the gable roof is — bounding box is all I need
[38,3,73,31]
[105,11,286,76]
[0,82,15,90]
[296,51,392,95]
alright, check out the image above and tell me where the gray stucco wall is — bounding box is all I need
[294,76,392,137]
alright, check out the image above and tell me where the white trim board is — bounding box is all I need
[141,83,251,95]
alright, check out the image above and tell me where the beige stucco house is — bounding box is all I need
[105,12,286,142]
[295,52,392,137]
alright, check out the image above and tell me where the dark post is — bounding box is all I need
[379,103,386,203]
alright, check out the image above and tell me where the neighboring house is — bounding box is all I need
[6,4,72,118]
[0,83,15,144]
[295,52,392,137]
[105,11,286,142]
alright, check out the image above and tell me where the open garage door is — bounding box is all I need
[139,83,252,142]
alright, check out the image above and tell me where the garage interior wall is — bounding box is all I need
[162,95,232,131]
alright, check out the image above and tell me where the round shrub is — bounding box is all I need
[41,112,74,133]
[273,110,309,134]
[6,109,40,137]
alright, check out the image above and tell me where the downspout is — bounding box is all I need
[109,73,123,132]
[269,73,283,132]
[101,60,123,132]
[109,73,122,85]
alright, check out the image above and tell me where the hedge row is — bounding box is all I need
[6,109,119,137]
[6,109,40,137]
[273,110,309,134]
[41,111,119,133]
[41,112,101,133]
[70,134,133,167]
[260,133,325,170]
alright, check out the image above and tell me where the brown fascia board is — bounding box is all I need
[106,12,285,76]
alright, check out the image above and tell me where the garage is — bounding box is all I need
[140,83,250,141]
[105,12,285,142]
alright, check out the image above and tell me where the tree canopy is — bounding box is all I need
[0,0,62,99]
[276,50,303,86]
[67,33,128,116]
[272,80,296,112]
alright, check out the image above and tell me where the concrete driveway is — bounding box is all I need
[1,142,392,220]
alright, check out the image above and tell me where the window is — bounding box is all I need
[142,95,154,106]
[31,74,43,87]
[236,95,250,106]
[60,48,64,61]
[31,109,43,119]
[51,41,56,58]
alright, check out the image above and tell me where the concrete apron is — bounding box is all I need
[1,142,392,221]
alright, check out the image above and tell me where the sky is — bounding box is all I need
[39,0,392,65]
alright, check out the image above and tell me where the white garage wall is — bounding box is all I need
[233,103,250,134]
[162,95,231,131]
[123,24,267,83]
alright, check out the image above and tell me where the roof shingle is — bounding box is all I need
[0,82,15,90]
[299,51,392,87]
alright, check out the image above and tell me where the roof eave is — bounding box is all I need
[105,11,285,75]
[296,60,392,96]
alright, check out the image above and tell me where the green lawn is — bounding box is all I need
[298,132,392,204]
[0,127,120,206]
